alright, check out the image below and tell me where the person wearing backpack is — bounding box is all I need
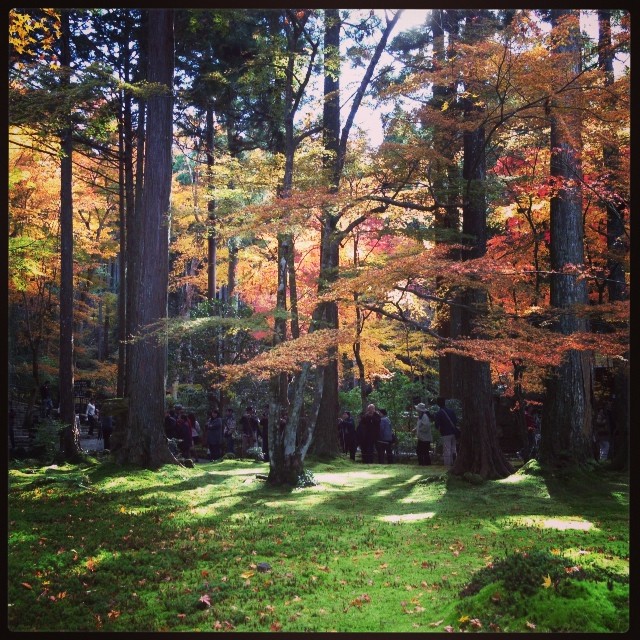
[376,408,394,463]
[434,397,459,467]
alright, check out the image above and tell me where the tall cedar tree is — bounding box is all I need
[58,10,82,459]
[309,8,342,457]
[597,10,629,470]
[448,11,513,479]
[112,9,175,468]
[538,10,594,467]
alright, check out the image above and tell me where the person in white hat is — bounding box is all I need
[414,402,432,465]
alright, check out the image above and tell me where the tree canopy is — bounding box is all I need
[8,9,629,479]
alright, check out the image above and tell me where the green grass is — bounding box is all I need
[7,456,629,632]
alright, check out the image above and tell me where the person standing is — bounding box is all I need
[414,403,432,466]
[86,398,97,436]
[188,412,201,460]
[434,397,458,467]
[223,408,237,455]
[101,412,113,450]
[338,411,356,461]
[206,408,224,461]
[40,381,53,417]
[240,406,259,457]
[595,404,611,461]
[164,408,177,439]
[259,406,270,462]
[176,413,193,459]
[357,404,380,464]
[376,408,394,463]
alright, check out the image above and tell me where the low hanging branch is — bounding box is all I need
[213,328,349,388]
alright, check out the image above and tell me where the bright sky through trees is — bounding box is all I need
[347,9,629,148]
[349,10,430,147]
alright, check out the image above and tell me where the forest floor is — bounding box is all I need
[7,454,630,633]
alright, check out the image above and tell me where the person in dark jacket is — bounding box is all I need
[338,411,357,460]
[164,408,177,439]
[40,381,53,417]
[177,413,193,459]
[357,404,380,464]
[206,409,223,461]
[222,408,237,455]
[376,408,394,463]
[101,413,113,450]
[434,397,458,466]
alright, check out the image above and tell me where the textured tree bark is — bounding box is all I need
[58,11,81,460]
[539,350,594,465]
[447,31,512,479]
[598,10,627,303]
[539,10,594,469]
[112,9,175,468]
[609,359,628,471]
[453,356,514,479]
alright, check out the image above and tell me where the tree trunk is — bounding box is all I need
[227,240,238,299]
[58,11,81,459]
[310,10,341,455]
[267,234,293,483]
[112,9,175,469]
[125,12,147,398]
[539,350,594,465]
[206,104,217,305]
[539,10,594,469]
[433,9,462,400]
[447,46,511,479]
[598,10,627,303]
[462,125,487,258]
[266,12,308,485]
[453,356,514,478]
[117,24,137,397]
[609,358,628,471]
[312,10,402,455]
[430,9,460,231]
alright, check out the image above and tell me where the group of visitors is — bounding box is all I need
[164,404,270,463]
[163,406,202,460]
[339,398,460,467]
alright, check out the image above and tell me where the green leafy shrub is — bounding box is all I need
[296,469,317,488]
[30,418,65,463]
